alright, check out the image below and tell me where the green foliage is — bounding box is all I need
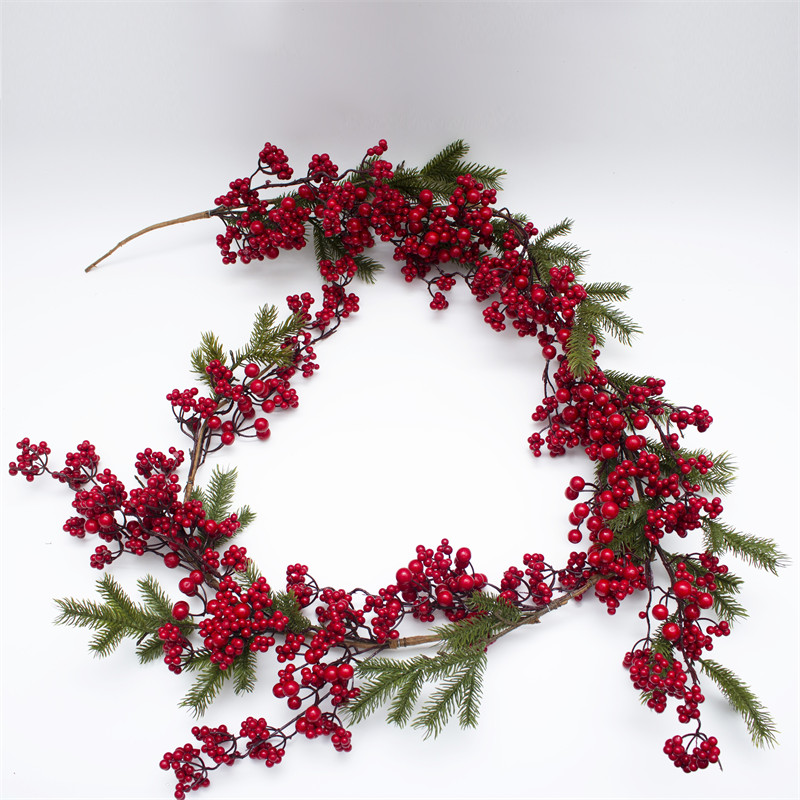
[310,220,383,283]
[602,369,657,397]
[347,649,487,737]
[191,465,256,535]
[607,499,658,560]
[574,298,641,348]
[643,441,737,496]
[680,554,747,623]
[418,139,471,176]
[702,519,787,574]
[54,574,193,660]
[236,505,256,531]
[413,651,486,737]
[711,590,749,624]
[271,590,312,633]
[201,466,238,521]
[231,647,258,695]
[347,593,523,736]
[532,218,575,247]
[699,659,778,747]
[190,332,226,389]
[190,305,303,391]
[232,304,303,370]
[433,592,522,652]
[649,624,676,664]
[180,656,232,717]
[388,140,505,202]
[583,281,632,302]
[566,315,598,379]
[528,220,590,280]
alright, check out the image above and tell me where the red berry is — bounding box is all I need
[172,601,190,620]
[652,604,669,620]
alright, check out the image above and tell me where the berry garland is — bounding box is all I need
[10,139,785,798]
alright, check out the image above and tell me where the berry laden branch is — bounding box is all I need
[10,138,785,798]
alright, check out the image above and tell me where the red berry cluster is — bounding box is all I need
[8,438,51,481]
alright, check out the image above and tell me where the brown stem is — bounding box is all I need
[84,210,214,272]
[343,574,600,652]
[183,422,210,503]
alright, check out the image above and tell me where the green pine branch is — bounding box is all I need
[348,649,487,736]
[412,651,487,739]
[700,659,778,747]
[231,647,258,695]
[54,575,193,659]
[644,441,737,496]
[702,519,787,574]
[353,253,384,284]
[231,304,303,370]
[190,332,227,389]
[137,574,176,620]
[529,240,590,278]
[680,555,744,596]
[566,317,599,378]
[711,589,749,624]
[136,634,167,664]
[385,663,426,727]
[202,466,237,522]
[577,298,641,347]
[192,465,255,537]
[583,281,632,302]
[271,590,313,633]
[532,218,574,247]
[235,504,256,531]
[179,657,232,717]
[649,626,676,664]
[418,140,471,176]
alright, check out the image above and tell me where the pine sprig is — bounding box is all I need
[566,315,599,378]
[137,574,176,620]
[231,304,303,370]
[348,649,487,735]
[180,657,232,717]
[711,590,749,624]
[583,281,632,302]
[54,575,192,659]
[190,332,227,389]
[576,298,641,347]
[644,441,737,496]
[702,519,787,574]
[412,651,487,739]
[136,634,168,665]
[271,590,312,633]
[602,370,673,413]
[352,253,384,284]
[699,659,778,747]
[531,218,574,246]
[385,664,426,727]
[202,466,238,522]
[235,504,256,531]
[387,140,505,201]
[418,139,471,176]
[231,647,258,695]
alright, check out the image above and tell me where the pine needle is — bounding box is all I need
[700,659,779,748]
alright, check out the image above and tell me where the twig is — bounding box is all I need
[85,210,214,272]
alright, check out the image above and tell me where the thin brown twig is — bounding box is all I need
[85,210,214,272]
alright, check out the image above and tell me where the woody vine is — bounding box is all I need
[9,139,786,798]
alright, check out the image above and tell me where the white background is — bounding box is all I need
[2,2,798,799]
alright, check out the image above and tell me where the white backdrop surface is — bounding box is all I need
[2,2,798,799]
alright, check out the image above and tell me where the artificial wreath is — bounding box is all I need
[9,139,785,798]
